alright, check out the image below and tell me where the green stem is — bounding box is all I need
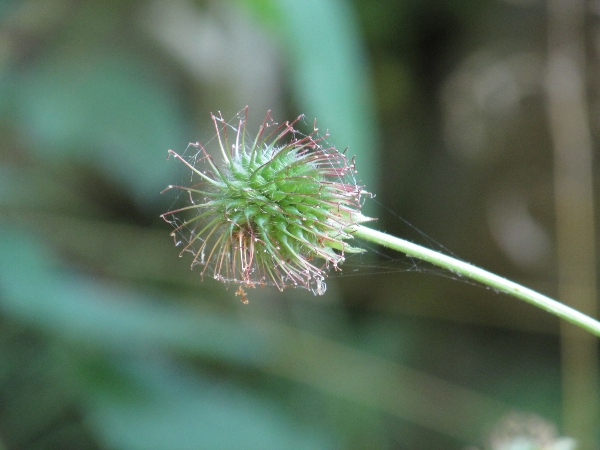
[351,225,600,338]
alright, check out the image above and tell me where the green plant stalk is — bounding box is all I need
[351,224,600,337]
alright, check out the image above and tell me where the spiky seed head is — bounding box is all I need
[161,108,372,299]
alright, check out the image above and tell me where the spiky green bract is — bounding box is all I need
[161,108,371,296]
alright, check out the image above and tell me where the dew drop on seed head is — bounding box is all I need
[312,279,326,296]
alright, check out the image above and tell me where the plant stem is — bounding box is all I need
[351,225,600,337]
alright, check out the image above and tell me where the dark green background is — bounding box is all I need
[0,0,594,448]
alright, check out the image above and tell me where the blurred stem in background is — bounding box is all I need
[546,0,599,445]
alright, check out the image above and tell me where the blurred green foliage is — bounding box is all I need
[0,0,594,448]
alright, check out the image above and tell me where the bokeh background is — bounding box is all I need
[0,0,598,448]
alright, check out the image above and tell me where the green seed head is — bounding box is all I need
[161,108,371,298]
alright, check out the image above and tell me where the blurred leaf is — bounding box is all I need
[241,0,380,216]
[0,228,270,365]
[86,358,334,450]
[233,0,283,29]
[0,229,336,448]
[12,53,186,207]
[0,321,102,450]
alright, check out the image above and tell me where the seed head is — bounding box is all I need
[161,108,371,299]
